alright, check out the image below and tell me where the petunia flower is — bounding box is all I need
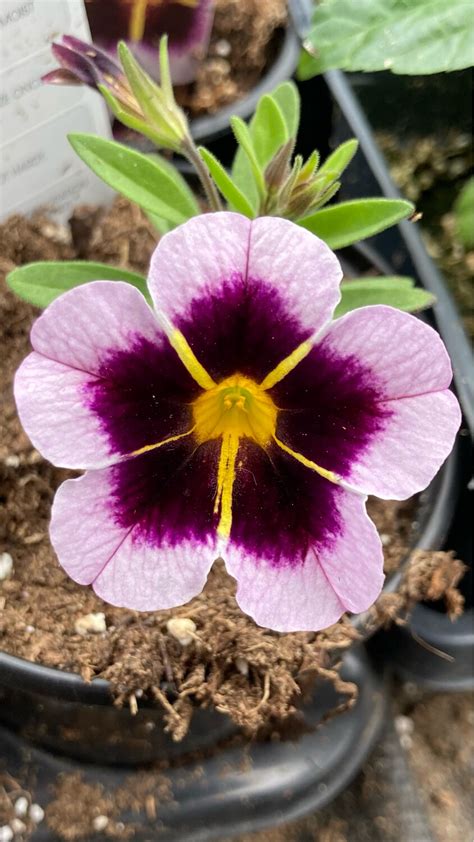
[14,214,461,632]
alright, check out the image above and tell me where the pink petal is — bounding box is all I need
[30,281,160,372]
[248,217,342,338]
[147,213,342,337]
[15,282,163,469]
[50,470,216,610]
[321,306,461,498]
[15,354,113,469]
[224,492,384,632]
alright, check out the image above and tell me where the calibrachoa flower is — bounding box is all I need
[15,214,461,632]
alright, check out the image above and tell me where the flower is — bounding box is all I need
[43,36,190,152]
[43,36,133,102]
[14,214,461,632]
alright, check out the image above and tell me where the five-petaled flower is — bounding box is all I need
[15,214,461,632]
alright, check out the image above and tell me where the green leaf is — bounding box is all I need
[454,177,474,249]
[318,140,359,180]
[198,147,255,217]
[230,116,265,208]
[252,95,288,166]
[335,277,435,318]
[298,198,414,248]
[145,211,174,235]
[298,0,474,78]
[146,152,200,215]
[230,92,289,211]
[269,81,301,140]
[6,261,148,308]
[68,134,198,224]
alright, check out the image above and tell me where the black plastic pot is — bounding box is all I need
[2,647,388,842]
[323,68,474,690]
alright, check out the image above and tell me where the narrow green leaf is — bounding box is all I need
[298,0,474,77]
[230,91,290,211]
[318,140,359,180]
[145,211,174,235]
[6,261,148,308]
[454,177,474,249]
[68,134,198,223]
[252,95,288,166]
[230,116,265,203]
[299,150,320,181]
[268,81,301,141]
[159,34,174,105]
[198,147,255,217]
[298,198,414,248]
[146,152,200,215]
[118,42,166,123]
[335,277,436,318]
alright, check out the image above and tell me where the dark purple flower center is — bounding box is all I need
[85,276,391,565]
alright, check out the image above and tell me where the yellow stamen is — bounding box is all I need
[215,433,239,539]
[260,340,313,390]
[169,329,216,391]
[193,374,277,445]
[273,435,340,485]
[131,426,195,457]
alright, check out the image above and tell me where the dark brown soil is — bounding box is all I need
[0,200,465,741]
[175,0,288,116]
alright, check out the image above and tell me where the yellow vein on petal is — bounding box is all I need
[260,340,313,390]
[131,426,196,457]
[168,329,217,391]
[273,435,341,485]
[215,433,239,540]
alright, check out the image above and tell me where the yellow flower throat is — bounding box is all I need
[193,375,278,540]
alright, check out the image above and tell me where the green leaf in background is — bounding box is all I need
[317,140,359,180]
[298,198,414,248]
[252,95,288,166]
[6,261,148,308]
[230,116,266,209]
[335,276,435,318]
[68,134,198,224]
[298,0,474,78]
[454,177,474,249]
[198,148,255,217]
[145,211,174,235]
[268,81,301,141]
[231,91,289,211]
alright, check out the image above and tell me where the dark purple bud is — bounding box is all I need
[43,34,137,114]
[41,68,85,86]
[50,42,99,87]
[61,36,125,82]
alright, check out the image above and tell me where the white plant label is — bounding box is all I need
[0,0,113,222]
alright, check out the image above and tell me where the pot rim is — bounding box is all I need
[188,26,301,144]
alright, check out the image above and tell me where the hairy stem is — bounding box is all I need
[183,139,223,212]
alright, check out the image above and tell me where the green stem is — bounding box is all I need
[183,139,223,213]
